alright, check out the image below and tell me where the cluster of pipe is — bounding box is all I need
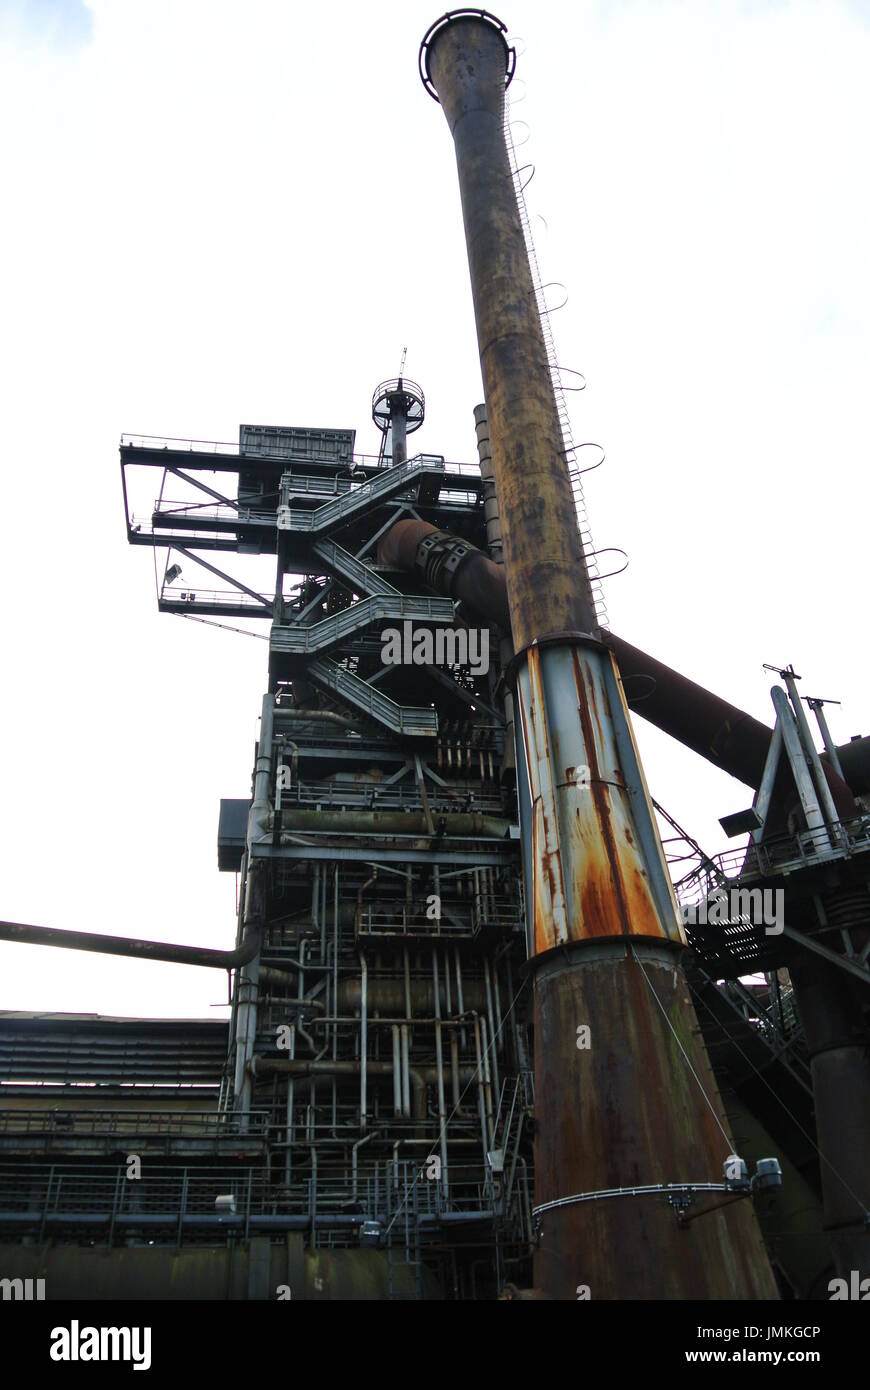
[419,9,778,1298]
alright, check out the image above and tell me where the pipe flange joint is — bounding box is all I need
[415,529,479,595]
[503,630,608,690]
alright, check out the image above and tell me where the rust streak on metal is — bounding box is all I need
[422,6,779,1303]
[532,951,780,1298]
[572,649,633,937]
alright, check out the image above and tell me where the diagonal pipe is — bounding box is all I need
[378,517,859,815]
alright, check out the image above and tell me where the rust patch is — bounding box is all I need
[533,963,778,1297]
[573,648,633,937]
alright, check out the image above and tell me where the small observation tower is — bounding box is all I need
[372,375,425,467]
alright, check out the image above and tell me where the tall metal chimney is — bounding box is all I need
[420,10,778,1298]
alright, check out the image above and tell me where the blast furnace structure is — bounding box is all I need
[1,10,868,1302]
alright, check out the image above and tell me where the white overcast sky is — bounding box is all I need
[0,0,867,1020]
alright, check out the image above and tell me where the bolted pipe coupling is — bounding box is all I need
[414,529,479,596]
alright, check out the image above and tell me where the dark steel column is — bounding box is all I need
[422,11,596,650]
[421,10,778,1299]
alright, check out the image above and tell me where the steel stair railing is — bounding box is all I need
[310,539,401,597]
[307,657,439,737]
[271,595,455,658]
[279,456,445,535]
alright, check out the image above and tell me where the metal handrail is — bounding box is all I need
[0,1109,269,1135]
[310,540,399,597]
[279,455,446,535]
[270,594,455,656]
[276,780,505,813]
[674,815,870,899]
[122,434,481,478]
[0,1158,521,1226]
[158,587,270,610]
[308,658,438,736]
[356,906,474,938]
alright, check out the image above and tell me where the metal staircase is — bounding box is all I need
[307,658,439,737]
[492,1071,532,1208]
[279,455,445,534]
[310,539,402,597]
[271,595,455,658]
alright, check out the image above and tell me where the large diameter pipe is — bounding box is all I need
[516,639,683,951]
[833,736,870,796]
[12,559,861,976]
[0,919,263,970]
[535,942,780,1299]
[378,518,511,629]
[721,1084,834,1301]
[379,516,860,815]
[788,951,870,1281]
[423,10,778,1299]
[608,638,858,820]
[422,13,597,649]
[279,809,511,838]
[338,977,486,1014]
[385,479,869,1285]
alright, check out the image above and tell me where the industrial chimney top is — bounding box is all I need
[419,9,516,101]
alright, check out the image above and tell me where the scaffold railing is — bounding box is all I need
[122,434,482,478]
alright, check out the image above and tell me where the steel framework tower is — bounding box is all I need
[2,9,868,1304]
[114,409,536,1297]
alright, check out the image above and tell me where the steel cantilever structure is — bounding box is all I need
[420,9,777,1298]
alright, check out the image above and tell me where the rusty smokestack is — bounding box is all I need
[421,11,596,650]
[421,10,778,1298]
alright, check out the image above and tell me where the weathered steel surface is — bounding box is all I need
[0,918,262,970]
[424,10,779,1301]
[533,945,780,1299]
[0,1241,435,1300]
[788,951,870,1281]
[379,516,862,814]
[426,17,597,650]
[723,1087,833,1300]
[377,517,512,631]
[603,634,860,818]
[517,643,683,950]
[279,809,510,837]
